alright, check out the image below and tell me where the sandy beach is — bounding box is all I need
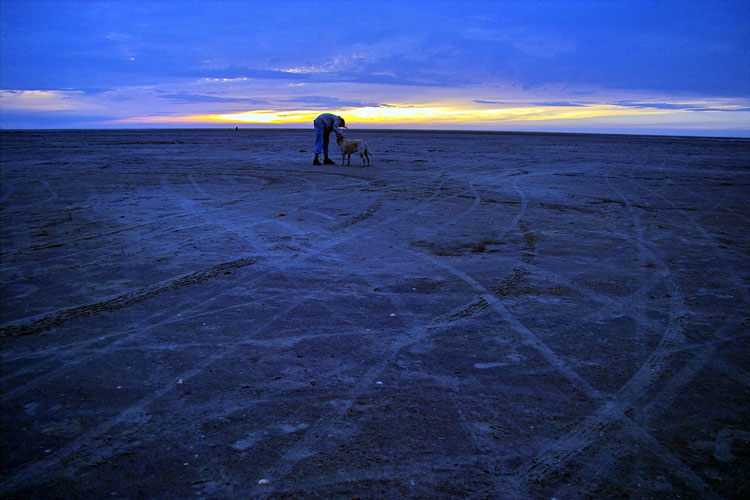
[1,129,749,499]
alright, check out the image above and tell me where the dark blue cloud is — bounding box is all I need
[280,96,386,109]
[615,101,750,112]
[190,64,459,87]
[191,66,308,82]
[4,0,748,95]
[157,92,268,105]
[0,110,113,129]
[531,102,586,107]
[450,2,750,95]
[474,99,585,107]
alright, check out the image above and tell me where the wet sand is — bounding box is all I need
[1,129,749,499]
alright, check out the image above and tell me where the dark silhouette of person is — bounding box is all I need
[313,113,346,165]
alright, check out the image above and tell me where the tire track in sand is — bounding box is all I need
[485,165,710,497]
[0,284,328,497]
[0,171,462,494]
[0,257,259,338]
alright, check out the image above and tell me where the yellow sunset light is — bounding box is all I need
[336,104,671,124]
[209,110,317,123]
[110,102,679,127]
[203,105,578,125]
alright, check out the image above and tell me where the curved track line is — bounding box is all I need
[0,284,329,496]
[0,284,313,398]
[0,170,461,493]
[1,172,448,394]
[499,168,691,482]
[233,167,523,492]
[510,163,730,498]
[547,158,750,499]
[411,250,604,402]
[0,258,259,338]
[254,271,460,497]
[461,164,702,497]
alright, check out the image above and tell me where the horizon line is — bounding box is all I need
[2,126,749,140]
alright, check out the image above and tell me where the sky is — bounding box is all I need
[1,0,749,136]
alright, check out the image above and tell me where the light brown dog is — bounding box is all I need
[336,134,372,167]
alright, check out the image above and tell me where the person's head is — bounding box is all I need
[338,116,347,128]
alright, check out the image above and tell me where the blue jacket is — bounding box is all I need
[314,113,344,135]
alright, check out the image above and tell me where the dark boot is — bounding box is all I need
[313,157,322,165]
[323,157,335,165]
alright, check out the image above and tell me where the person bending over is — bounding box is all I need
[313,113,347,165]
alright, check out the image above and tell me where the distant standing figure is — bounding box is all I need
[313,113,347,165]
